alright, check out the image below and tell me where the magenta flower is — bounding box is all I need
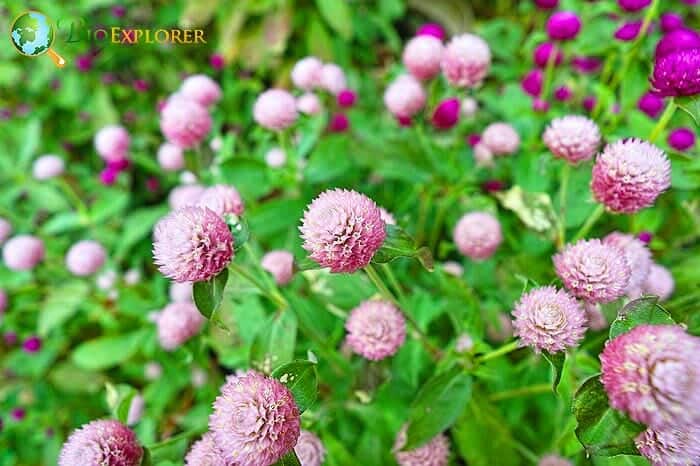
[328,113,349,132]
[615,21,642,41]
[521,69,543,97]
[542,115,600,164]
[345,300,406,360]
[160,95,212,148]
[294,430,326,466]
[582,95,597,112]
[538,455,573,466]
[337,89,357,108]
[617,0,651,11]
[416,23,446,40]
[297,93,322,115]
[572,56,602,74]
[156,302,205,351]
[554,86,572,101]
[0,289,6,314]
[58,419,143,466]
[253,89,298,131]
[320,63,347,95]
[291,57,323,91]
[603,232,651,294]
[532,98,548,112]
[637,91,665,118]
[157,143,185,172]
[94,125,130,162]
[660,13,683,33]
[209,371,300,466]
[168,184,205,209]
[554,239,631,303]
[441,34,491,88]
[600,325,700,429]
[300,189,386,273]
[22,336,41,353]
[179,74,222,108]
[210,53,225,71]
[261,250,295,285]
[482,122,520,155]
[394,425,450,466]
[65,240,107,277]
[153,206,234,283]
[512,286,586,353]
[651,48,700,97]
[32,155,64,180]
[655,29,700,59]
[403,35,444,80]
[546,12,582,41]
[534,0,558,9]
[185,432,228,466]
[2,235,45,271]
[642,263,674,301]
[635,426,700,466]
[591,139,671,213]
[533,42,563,68]
[197,184,245,217]
[431,98,460,129]
[453,212,502,260]
[384,75,426,119]
[667,127,695,151]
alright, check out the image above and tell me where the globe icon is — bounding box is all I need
[10,11,55,57]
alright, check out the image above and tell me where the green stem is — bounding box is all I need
[477,340,520,363]
[489,383,552,401]
[381,263,407,304]
[229,262,287,309]
[557,163,571,249]
[572,204,605,242]
[511,439,540,464]
[648,98,676,143]
[540,46,558,101]
[57,178,89,221]
[147,428,204,451]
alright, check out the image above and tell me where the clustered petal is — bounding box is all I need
[33,154,65,180]
[453,211,502,260]
[602,232,652,294]
[542,115,601,163]
[2,235,45,271]
[403,35,444,80]
[156,301,205,351]
[58,419,143,466]
[651,48,700,97]
[261,250,295,286]
[635,426,700,466]
[642,263,674,301]
[179,74,223,108]
[481,122,520,155]
[393,425,450,466]
[294,430,326,466]
[253,89,298,131]
[441,34,491,88]
[95,125,130,162]
[65,240,107,277]
[197,184,245,217]
[384,74,426,119]
[345,299,406,360]
[291,57,323,90]
[160,95,213,149]
[185,432,229,466]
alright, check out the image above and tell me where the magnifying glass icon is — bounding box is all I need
[10,11,67,68]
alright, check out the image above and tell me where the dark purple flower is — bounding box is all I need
[50,78,61,90]
[75,54,93,72]
[660,13,684,33]
[534,0,559,9]
[22,336,41,353]
[637,92,665,118]
[431,98,460,129]
[337,89,356,108]
[329,113,349,132]
[133,79,149,92]
[655,29,700,59]
[15,104,30,117]
[668,128,696,151]
[100,167,119,185]
[416,23,445,40]
[210,54,225,71]
[583,96,597,112]
[467,133,481,147]
[3,332,17,346]
[0,108,11,120]
[617,0,651,12]
[554,85,573,101]
[615,21,643,42]
[11,408,25,421]
[397,115,412,127]
[683,0,699,4]
[547,11,582,41]
[107,158,130,171]
[146,177,160,192]
[651,48,700,97]
[112,5,126,17]
[521,69,543,97]
[638,231,653,244]
[482,179,505,192]
[533,98,550,112]
[533,42,563,68]
[101,73,116,85]
[572,56,602,74]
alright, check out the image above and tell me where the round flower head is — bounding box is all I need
[538,455,573,466]
[185,432,228,466]
[394,426,450,466]
[441,33,491,88]
[482,122,520,155]
[168,184,205,209]
[461,97,478,117]
[417,23,445,40]
[521,69,543,97]
[337,89,356,108]
[473,142,494,167]
[156,301,205,351]
[157,143,185,172]
[643,263,674,301]
[0,217,11,244]
[553,239,631,303]
[95,125,130,162]
[123,268,140,286]
[534,0,558,8]
[197,184,245,217]
[126,395,144,426]
[33,155,64,180]
[261,250,295,286]
[618,0,650,11]
[533,42,563,68]
[300,189,386,273]
[345,300,406,360]
[667,127,695,151]
[294,430,326,466]
[600,324,700,429]
[573,56,602,74]
[584,302,608,331]
[296,93,322,115]
[153,206,234,283]
[546,12,582,41]
[180,74,222,108]
[431,98,460,129]
[209,371,300,466]
[265,147,286,168]
[320,63,347,95]
[65,240,107,277]
[591,139,671,213]
[655,29,700,59]
[3,235,45,271]
[328,113,349,132]
[384,74,426,119]
[403,35,444,80]
[160,95,212,148]
[543,115,601,164]
[58,419,143,466]
[660,13,684,34]
[379,207,396,226]
[253,89,298,130]
[512,286,586,353]
[453,212,502,260]
[635,426,700,466]
[291,56,323,90]
[603,232,652,294]
[615,21,642,42]
[145,362,162,380]
[651,48,700,97]
[169,281,193,302]
[443,261,463,277]
[637,92,665,118]
[455,333,474,352]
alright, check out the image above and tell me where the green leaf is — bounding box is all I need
[403,366,472,451]
[38,281,89,336]
[543,351,566,392]
[250,311,298,373]
[193,268,229,319]
[573,376,645,456]
[48,362,105,394]
[40,211,84,235]
[71,330,145,371]
[225,215,250,251]
[271,360,318,413]
[494,185,557,234]
[105,382,137,424]
[676,96,700,129]
[609,296,675,339]
[115,205,170,259]
[315,0,352,39]
[140,448,153,466]
[271,450,302,466]
[372,224,434,271]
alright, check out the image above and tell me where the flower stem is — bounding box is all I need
[229,261,287,309]
[147,427,204,451]
[489,383,552,401]
[648,98,676,143]
[57,178,89,222]
[540,46,558,101]
[557,163,571,249]
[572,204,605,242]
[381,263,407,304]
[477,340,520,363]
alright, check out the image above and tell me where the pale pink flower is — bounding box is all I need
[345,300,406,360]
[197,184,245,217]
[170,281,193,302]
[542,116,601,163]
[442,261,463,277]
[473,142,494,167]
[33,155,65,180]
[603,232,652,294]
[291,57,323,90]
[453,212,502,260]
[584,303,608,331]
[635,426,700,466]
[379,207,396,225]
[441,34,491,88]
[168,184,205,209]
[58,419,143,466]
[126,395,144,426]
[296,93,322,115]
[482,122,520,155]
[294,430,326,466]
[265,147,287,168]
[2,235,44,271]
[642,263,674,301]
[261,250,295,285]
[394,425,450,466]
[65,240,107,276]
[320,63,347,95]
[185,432,228,466]
[461,97,478,117]
[180,74,222,108]
[95,125,130,162]
[157,143,185,172]
[538,455,573,466]
[403,35,444,80]
[160,95,212,148]
[156,301,205,350]
[384,74,426,119]
[253,89,298,130]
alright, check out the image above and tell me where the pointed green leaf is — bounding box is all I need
[193,268,229,319]
[105,383,137,424]
[72,331,145,371]
[609,296,674,339]
[543,351,566,392]
[271,360,318,413]
[272,450,302,466]
[250,311,298,373]
[372,224,434,271]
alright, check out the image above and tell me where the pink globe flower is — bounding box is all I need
[394,425,450,466]
[538,455,573,466]
[168,184,205,209]
[655,29,700,59]
[615,21,642,42]
[651,48,700,97]
[543,115,600,163]
[210,53,225,71]
[153,206,234,283]
[533,98,550,113]
[32,155,64,180]
[126,394,144,426]
[643,263,674,301]
[265,147,287,168]
[294,430,326,466]
[261,250,295,286]
[554,239,631,303]
[635,426,700,466]
[603,232,652,294]
[65,240,106,277]
[546,12,582,41]
[591,139,671,213]
[384,75,426,119]
[253,89,298,130]
[145,362,163,380]
[0,217,11,244]
[185,432,228,466]
[291,57,323,90]
[328,113,349,132]
[584,302,608,331]
[169,281,193,302]
[95,125,130,162]
[157,143,185,172]
[453,212,502,260]
[416,23,445,40]
[320,63,347,95]
[473,142,494,167]
[618,0,651,12]
[455,333,474,352]
[403,35,444,80]
[379,207,396,225]
[443,261,463,277]
[58,419,143,466]
[461,97,478,117]
[441,34,491,88]
[156,301,205,350]
[197,184,245,217]
[521,69,543,97]
[297,93,322,115]
[431,98,460,129]
[667,127,695,151]
[554,86,572,101]
[660,13,684,34]
[637,92,665,118]
[160,95,212,148]
[209,371,300,466]
[337,89,357,108]
[512,286,586,353]
[533,42,563,68]
[600,325,700,429]
[2,235,45,271]
[345,300,406,360]
[180,74,222,108]
[300,189,386,273]
[23,335,41,353]
[482,122,520,156]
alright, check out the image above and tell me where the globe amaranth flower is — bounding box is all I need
[169,281,193,303]
[455,333,474,353]
[481,122,520,156]
[546,12,582,41]
[512,286,586,353]
[160,95,213,148]
[532,99,550,113]
[328,113,349,132]
[538,455,573,466]
[294,430,326,466]
[416,23,445,40]
[124,267,141,285]
[403,35,444,80]
[384,74,426,119]
[320,63,347,95]
[265,147,286,168]
[584,302,608,331]
[153,206,234,283]
[441,33,491,88]
[651,48,700,97]
[180,74,222,108]
[168,184,205,209]
[615,21,642,42]
[0,217,11,244]
[655,29,700,59]
[379,207,396,226]
[291,56,323,91]
[297,93,322,115]
[157,143,185,172]
[453,211,502,260]
[461,97,478,117]
[554,86,572,102]
[393,425,450,466]
[635,426,700,466]
[442,261,463,277]
[337,89,356,108]
[253,89,298,131]
[65,240,107,277]
[533,42,563,68]
[23,335,41,353]
[473,142,494,167]
[600,324,700,429]
[144,362,163,380]
[553,239,631,303]
[660,13,684,34]
[572,56,602,74]
[618,0,650,11]
[602,232,652,295]
[668,127,695,151]
[197,184,245,217]
[126,394,144,426]
[542,115,601,164]
[637,91,665,118]
[209,371,300,466]
[521,69,543,97]
[642,263,674,301]
[185,432,229,466]
[345,299,406,360]
[591,139,671,213]
[431,98,460,129]
[58,419,143,466]
[300,189,386,273]
[261,250,295,286]
[156,301,205,351]
[2,235,44,271]
[95,125,130,162]
[534,0,558,8]
[33,154,64,180]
